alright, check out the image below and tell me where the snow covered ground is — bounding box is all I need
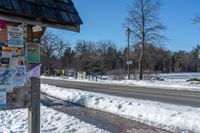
[0,105,109,133]
[42,72,200,91]
[41,84,200,132]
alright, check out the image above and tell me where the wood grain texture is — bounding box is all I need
[27,25,41,133]
[28,77,40,133]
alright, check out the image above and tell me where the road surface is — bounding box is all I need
[42,78,200,107]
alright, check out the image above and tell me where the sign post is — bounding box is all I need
[28,77,40,133]
[126,27,132,80]
[27,25,42,133]
[126,60,133,65]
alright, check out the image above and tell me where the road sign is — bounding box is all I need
[126,60,133,65]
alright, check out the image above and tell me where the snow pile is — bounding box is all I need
[41,84,200,132]
[42,76,75,80]
[159,73,200,80]
[113,79,200,91]
[0,105,109,133]
[42,73,200,91]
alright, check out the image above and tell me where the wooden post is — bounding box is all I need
[127,27,131,80]
[28,77,40,133]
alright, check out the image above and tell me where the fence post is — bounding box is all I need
[28,77,40,133]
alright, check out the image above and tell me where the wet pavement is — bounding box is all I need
[41,95,169,133]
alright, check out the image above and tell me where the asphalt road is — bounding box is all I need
[41,78,200,107]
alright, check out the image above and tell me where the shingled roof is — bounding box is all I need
[0,0,82,32]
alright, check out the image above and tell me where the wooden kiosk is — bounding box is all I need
[0,0,82,133]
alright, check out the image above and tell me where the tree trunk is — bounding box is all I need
[139,46,144,80]
[195,59,198,72]
[139,1,145,80]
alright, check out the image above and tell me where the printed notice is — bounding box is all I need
[26,43,40,63]
[0,88,6,109]
[7,26,24,47]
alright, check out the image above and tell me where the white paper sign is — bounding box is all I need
[126,60,133,65]
[7,26,24,47]
[32,25,42,32]
[11,65,26,87]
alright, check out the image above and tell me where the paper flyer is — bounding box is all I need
[26,43,40,63]
[12,48,21,57]
[7,26,24,47]
[12,65,26,87]
[0,65,26,91]
[0,87,6,109]
[27,64,41,78]
[9,57,18,68]
[0,20,6,29]
[18,56,25,65]
[0,42,4,56]
[1,58,10,68]
[0,68,6,84]
[2,46,12,58]
[0,68,16,85]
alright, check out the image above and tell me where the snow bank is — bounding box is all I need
[114,79,200,91]
[41,84,200,132]
[42,73,200,91]
[0,105,109,133]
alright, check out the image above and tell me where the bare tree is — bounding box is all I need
[74,40,97,72]
[192,45,200,72]
[41,32,69,75]
[41,32,58,75]
[126,0,166,79]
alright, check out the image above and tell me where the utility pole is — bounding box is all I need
[126,27,131,80]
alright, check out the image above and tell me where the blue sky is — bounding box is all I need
[48,0,200,51]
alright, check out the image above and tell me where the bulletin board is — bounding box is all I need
[0,21,41,110]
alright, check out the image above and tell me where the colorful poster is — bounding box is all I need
[12,48,21,57]
[0,68,6,84]
[9,57,18,68]
[26,43,40,63]
[27,64,41,78]
[11,65,26,87]
[7,26,24,47]
[1,58,10,68]
[2,46,12,57]
[18,56,25,65]
[0,20,6,29]
[0,42,4,56]
[0,68,16,84]
[0,88,6,109]
[32,25,42,32]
